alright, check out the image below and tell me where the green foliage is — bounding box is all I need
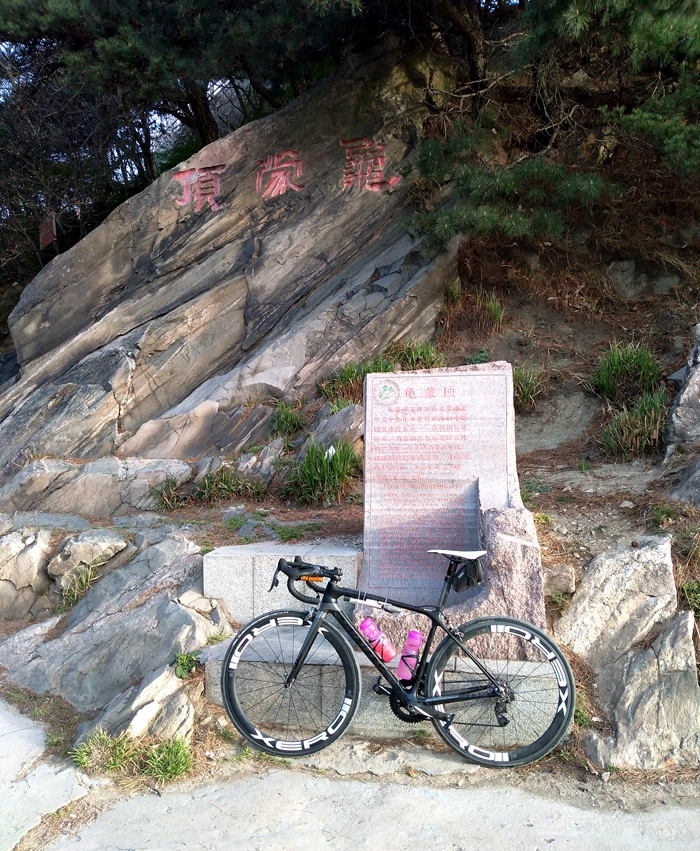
[145,738,191,782]
[475,290,504,333]
[513,365,547,411]
[190,467,268,503]
[547,591,573,615]
[681,580,700,618]
[157,477,186,511]
[71,731,141,774]
[174,651,199,679]
[407,122,613,250]
[578,456,592,473]
[602,388,668,459]
[603,72,700,174]
[574,695,593,728]
[224,516,246,532]
[384,340,445,370]
[590,341,662,406]
[280,441,361,505]
[271,521,323,542]
[271,401,306,439]
[61,566,100,607]
[318,340,443,404]
[465,347,490,365]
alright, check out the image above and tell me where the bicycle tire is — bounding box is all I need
[426,616,575,767]
[221,610,361,756]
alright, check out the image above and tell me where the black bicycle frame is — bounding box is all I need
[284,570,503,721]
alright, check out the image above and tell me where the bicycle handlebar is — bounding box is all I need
[269,556,341,605]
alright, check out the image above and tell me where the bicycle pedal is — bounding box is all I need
[372,679,391,697]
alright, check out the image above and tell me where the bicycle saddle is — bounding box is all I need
[428,549,487,561]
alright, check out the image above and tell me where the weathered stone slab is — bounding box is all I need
[362,363,522,604]
[0,528,52,618]
[665,322,700,457]
[203,544,362,624]
[47,529,127,591]
[299,404,364,460]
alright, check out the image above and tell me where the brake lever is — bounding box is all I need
[269,565,282,592]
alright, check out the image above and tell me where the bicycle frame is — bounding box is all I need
[285,570,504,721]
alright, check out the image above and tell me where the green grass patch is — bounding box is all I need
[590,341,662,407]
[465,346,490,365]
[270,521,323,542]
[271,401,306,438]
[317,339,444,404]
[61,565,100,607]
[70,730,191,782]
[475,289,504,333]
[574,695,593,728]
[513,365,546,411]
[190,467,268,504]
[156,476,186,510]
[601,388,668,460]
[280,441,361,506]
[224,516,246,531]
[681,580,700,618]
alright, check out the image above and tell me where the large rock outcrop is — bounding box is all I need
[554,537,700,769]
[0,47,457,483]
[0,536,220,712]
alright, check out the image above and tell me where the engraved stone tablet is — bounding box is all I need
[362,363,522,605]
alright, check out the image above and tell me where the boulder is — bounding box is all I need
[0,528,52,618]
[665,322,700,457]
[298,405,364,460]
[543,562,577,595]
[0,536,220,712]
[554,536,700,769]
[76,664,196,744]
[0,457,192,518]
[0,48,456,477]
[47,529,127,592]
[669,456,700,505]
[553,537,676,672]
[235,437,286,484]
[582,611,700,770]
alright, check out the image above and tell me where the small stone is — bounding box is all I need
[619,501,635,509]
[601,771,611,782]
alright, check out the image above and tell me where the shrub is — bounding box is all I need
[590,341,661,407]
[280,441,361,505]
[601,388,668,459]
[174,651,199,679]
[190,467,268,503]
[271,401,306,438]
[71,731,192,782]
[513,365,546,411]
[384,340,445,370]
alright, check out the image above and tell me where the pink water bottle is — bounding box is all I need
[397,630,423,681]
[359,618,397,663]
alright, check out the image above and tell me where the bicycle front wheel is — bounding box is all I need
[426,616,575,767]
[221,610,361,756]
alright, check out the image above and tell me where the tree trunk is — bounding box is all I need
[183,81,220,146]
[435,0,487,90]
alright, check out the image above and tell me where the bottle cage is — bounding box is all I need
[452,558,483,593]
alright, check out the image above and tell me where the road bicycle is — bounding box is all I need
[220,549,575,768]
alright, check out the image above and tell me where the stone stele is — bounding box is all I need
[361,363,541,626]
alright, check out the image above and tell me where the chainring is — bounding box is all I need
[389,691,426,724]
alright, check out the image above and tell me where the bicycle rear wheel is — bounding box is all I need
[426,616,575,767]
[221,610,361,756]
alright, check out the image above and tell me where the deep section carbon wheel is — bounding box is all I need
[426,616,575,767]
[221,610,361,756]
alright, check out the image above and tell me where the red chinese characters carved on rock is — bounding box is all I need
[256,150,305,198]
[173,164,226,211]
[340,137,401,191]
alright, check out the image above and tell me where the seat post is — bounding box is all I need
[437,558,458,611]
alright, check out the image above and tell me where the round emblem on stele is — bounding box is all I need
[376,379,399,404]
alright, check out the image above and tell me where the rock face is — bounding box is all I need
[554,537,700,769]
[0,528,52,618]
[0,48,457,483]
[0,457,192,518]
[0,537,220,712]
[76,665,198,745]
[665,322,700,459]
[47,529,127,591]
[299,404,364,459]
